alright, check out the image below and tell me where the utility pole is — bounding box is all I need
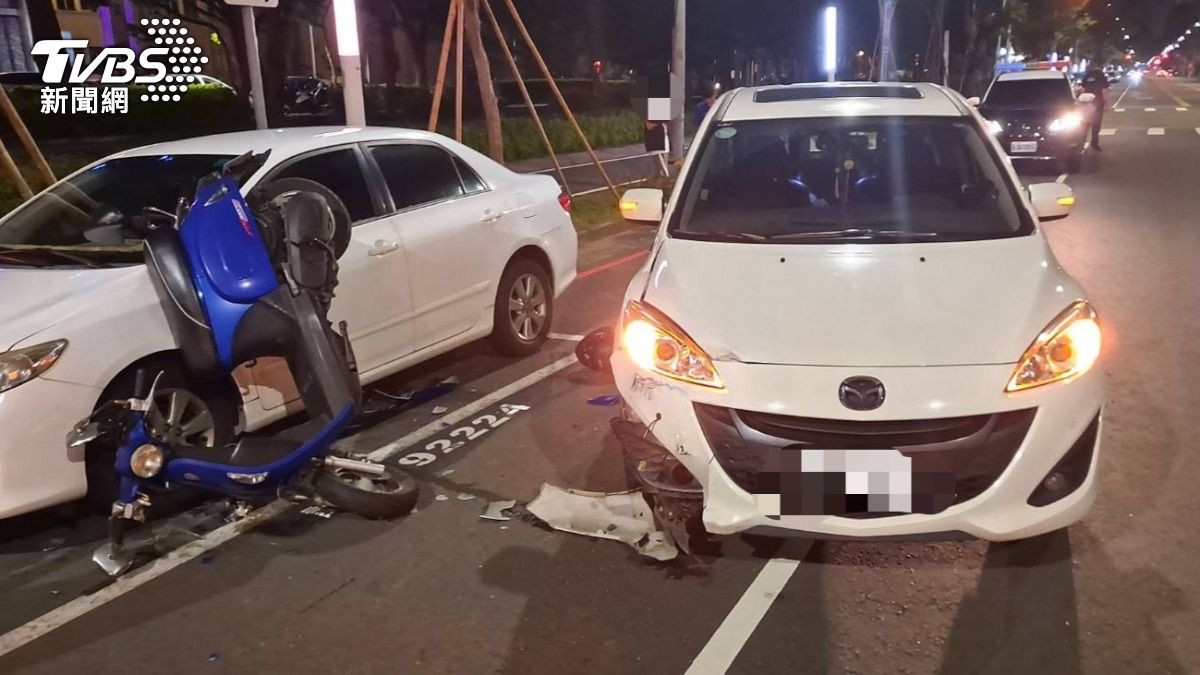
[878,0,897,81]
[669,0,686,162]
[225,0,277,130]
[333,0,366,126]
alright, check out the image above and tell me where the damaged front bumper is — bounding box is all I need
[611,352,1104,543]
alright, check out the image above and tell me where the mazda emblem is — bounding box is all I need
[839,377,886,411]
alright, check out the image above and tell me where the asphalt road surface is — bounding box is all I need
[2,76,1200,675]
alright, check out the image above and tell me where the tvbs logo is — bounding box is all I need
[32,18,208,114]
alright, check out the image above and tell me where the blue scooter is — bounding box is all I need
[68,151,418,575]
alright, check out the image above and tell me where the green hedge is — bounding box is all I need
[3,83,250,139]
[456,109,644,163]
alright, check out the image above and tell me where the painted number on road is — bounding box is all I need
[397,404,532,467]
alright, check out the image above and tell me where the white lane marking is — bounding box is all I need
[1056,173,1069,184]
[367,354,578,462]
[548,333,586,342]
[1099,129,1117,136]
[1145,107,1157,112]
[1148,128,1166,136]
[684,558,801,675]
[1177,107,1190,112]
[0,500,291,659]
[1112,81,1132,110]
[0,354,582,654]
[1195,128,1200,135]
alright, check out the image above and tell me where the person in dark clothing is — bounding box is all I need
[694,83,720,128]
[1080,67,1111,151]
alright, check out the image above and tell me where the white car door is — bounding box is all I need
[365,142,506,349]
[248,146,415,411]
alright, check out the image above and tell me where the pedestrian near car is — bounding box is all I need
[1081,67,1110,151]
[694,83,720,128]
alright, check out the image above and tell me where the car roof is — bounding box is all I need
[720,82,967,122]
[112,126,456,159]
[995,70,1070,82]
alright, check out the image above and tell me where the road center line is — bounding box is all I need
[1099,129,1117,137]
[684,558,801,675]
[1112,81,1132,110]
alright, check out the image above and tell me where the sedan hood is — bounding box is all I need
[641,236,1080,368]
[0,266,145,350]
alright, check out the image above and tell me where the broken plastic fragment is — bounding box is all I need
[480,500,517,521]
[526,484,678,561]
[456,493,476,501]
[587,395,622,407]
[432,406,449,415]
[435,494,450,502]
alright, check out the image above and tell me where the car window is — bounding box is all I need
[671,116,1030,244]
[985,79,1074,106]
[454,156,487,194]
[370,144,467,211]
[272,148,376,223]
[0,154,232,249]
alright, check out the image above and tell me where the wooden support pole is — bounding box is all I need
[428,0,459,132]
[0,86,54,187]
[0,135,33,200]
[500,0,620,201]
[480,0,569,192]
[455,0,465,141]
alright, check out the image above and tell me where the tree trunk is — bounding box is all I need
[465,0,504,161]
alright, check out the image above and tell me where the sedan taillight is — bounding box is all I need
[558,193,572,213]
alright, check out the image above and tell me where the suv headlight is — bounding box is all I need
[0,341,68,394]
[622,301,723,389]
[1007,302,1101,392]
[986,119,1004,135]
[1048,112,1083,133]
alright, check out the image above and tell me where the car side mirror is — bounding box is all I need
[965,96,982,107]
[620,188,664,224]
[1028,183,1076,222]
[1078,92,1096,104]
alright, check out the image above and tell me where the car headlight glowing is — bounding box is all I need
[622,301,723,389]
[1007,302,1101,392]
[0,340,68,394]
[1048,113,1083,133]
[130,444,165,478]
[986,119,1004,135]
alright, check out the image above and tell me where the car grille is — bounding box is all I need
[694,404,1037,518]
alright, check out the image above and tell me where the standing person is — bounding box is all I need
[694,83,720,128]
[1080,66,1111,151]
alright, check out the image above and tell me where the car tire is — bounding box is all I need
[84,359,238,512]
[490,258,554,356]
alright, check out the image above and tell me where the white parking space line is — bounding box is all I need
[1148,128,1166,136]
[548,333,587,342]
[684,558,801,675]
[366,354,578,462]
[1145,107,1157,112]
[0,352,583,656]
[1114,108,1126,113]
[1195,128,1200,135]
[0,501,291,658]
[1099,129,1117,137]
[1177,107,1190,112]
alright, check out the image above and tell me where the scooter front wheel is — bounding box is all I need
[313,465,418,520]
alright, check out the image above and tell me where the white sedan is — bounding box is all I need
[615,82,1103,542]
[0,127,577,519]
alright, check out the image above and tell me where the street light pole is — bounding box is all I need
[878,0,897,81]
[333,0,366,127]
[241,7,268,129]
[669,0,686,162]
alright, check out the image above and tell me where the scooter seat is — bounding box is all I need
[172,436,302,468]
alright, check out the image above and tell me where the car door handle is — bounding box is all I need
[480,210,503,224]
[368,240,400,257]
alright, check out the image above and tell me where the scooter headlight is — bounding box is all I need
[622,301,723,389]
[1007,302,1102,392]
[130,444,165,478]
[0,340,67,394]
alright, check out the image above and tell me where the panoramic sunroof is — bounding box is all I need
[754,86,925,103]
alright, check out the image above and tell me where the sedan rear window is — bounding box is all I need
[0,154,232,248]
[671,116,1031,244]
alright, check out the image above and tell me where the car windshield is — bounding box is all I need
[670,116,1031,244]
[985,79,1074,107]
[0,154,232,261]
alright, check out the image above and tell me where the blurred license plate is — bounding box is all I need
[1011,141,1039,154]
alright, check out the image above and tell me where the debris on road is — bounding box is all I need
[456,493,477,501]
[576,327,615,373]
[587,395,622,406]
[480,500,517,521]
[526,484,678,561]
[432,406,449,415]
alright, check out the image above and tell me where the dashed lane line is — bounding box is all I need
[1148,128,1166,136]
[1099,129,1117,137]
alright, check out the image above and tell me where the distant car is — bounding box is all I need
[193,74,237,95]
[0,127,577,520]
[977,69,1094,173]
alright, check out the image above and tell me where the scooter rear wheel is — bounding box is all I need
[313,465,418,520]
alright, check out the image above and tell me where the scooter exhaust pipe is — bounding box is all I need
[324,455,387,476]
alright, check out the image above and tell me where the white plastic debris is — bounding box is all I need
[526,484,678,561]
[432,406,449,415]
[480,500,517,521]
